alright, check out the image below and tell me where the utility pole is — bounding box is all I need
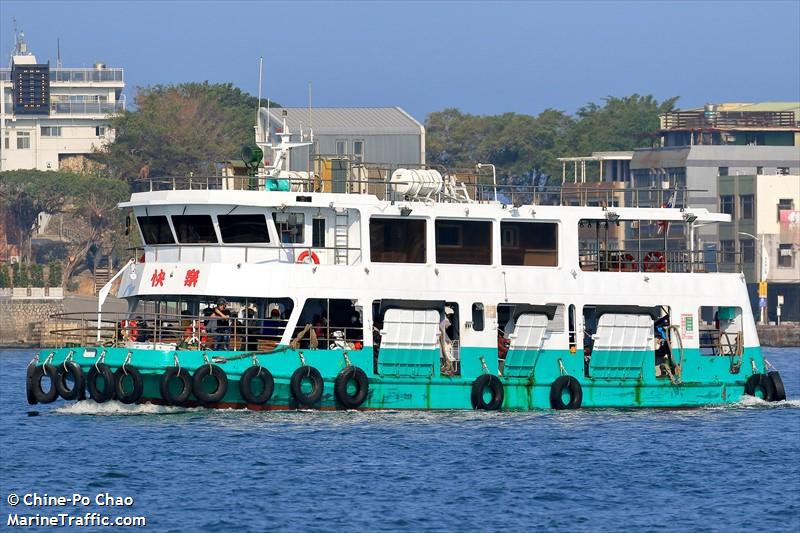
[739,231,768,324]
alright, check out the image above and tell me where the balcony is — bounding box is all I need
[50,100,125,115]
[50,68,124,83]
[660,110,798,131]
[0,68,123,83]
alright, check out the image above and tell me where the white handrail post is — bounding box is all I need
[96,258,136,343]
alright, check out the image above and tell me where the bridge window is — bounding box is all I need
[217,214,270,243]
[273,212,305,244]
[137,216,174,245]
[501,221,558,266]
[435,219,492,265]
[370,218,426,263]
[172,215,218,244]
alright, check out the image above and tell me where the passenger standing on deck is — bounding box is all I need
[211,298,232,350]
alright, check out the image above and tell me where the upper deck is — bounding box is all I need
[122,168,739,278]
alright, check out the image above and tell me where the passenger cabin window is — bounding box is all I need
[172,215,218,244]
[370,218,426,263]
[137,216,174,245]
[217,214,270,243]
[273,212,305,244]
[501,221,558,266]
[435,219,492,265]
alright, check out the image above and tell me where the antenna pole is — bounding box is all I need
[256,56,263,143]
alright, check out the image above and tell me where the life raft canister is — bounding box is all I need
[296,250,320,264]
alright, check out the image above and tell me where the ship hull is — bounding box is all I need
[29,345,771,410]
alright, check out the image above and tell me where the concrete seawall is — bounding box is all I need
[0,296,127,348]
[757,324,800,348]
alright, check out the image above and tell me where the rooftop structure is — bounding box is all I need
[0,32,125,172]
[658,102,800,147]
[257,107,425,172]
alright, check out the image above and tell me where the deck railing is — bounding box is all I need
[136,174,695,209]
[578,249,743,274]
[48,311,366,351]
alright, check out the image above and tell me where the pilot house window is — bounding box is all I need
[137,216,174,245]
[501,221,558,266]
[172,215,218,244]
[217,214,270,243]
[273,212,305,244]
[370,218,426,263]
[435,219,492,265]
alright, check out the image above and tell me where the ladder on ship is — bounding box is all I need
[334,210,349,265]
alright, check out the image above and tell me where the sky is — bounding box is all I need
[1,0,799,122]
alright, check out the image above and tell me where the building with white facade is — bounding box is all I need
[0,33,124,172]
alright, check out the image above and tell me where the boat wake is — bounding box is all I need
[53,400,196,416]
[732,395,800,409]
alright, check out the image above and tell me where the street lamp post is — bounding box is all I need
[738,231,768,325]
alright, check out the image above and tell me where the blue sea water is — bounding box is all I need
[0,348,798,532]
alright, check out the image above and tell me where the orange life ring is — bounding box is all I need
[296,250,320,264]
[184,321,208,347]
[644,251,666,272]
[120,320,139,342]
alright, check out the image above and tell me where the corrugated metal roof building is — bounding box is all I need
[258,107,425,171]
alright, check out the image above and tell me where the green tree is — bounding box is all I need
[0,169,75,262]
[47,261,62,287]
[16,262,30,287]
[425,94,678,184]
[30,263,44,287]
[0,264,10,288]
[0,170,129,287]
[98,82,279,182]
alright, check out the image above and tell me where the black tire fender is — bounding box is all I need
[26,362,38,405]
[768,371,786,402]
[87,363,115,403]
[745,373,776,402]
[31,364,59,404]
[160,367,192,405]
[334,366,369,409]
[114,366,144,404]
[239,366,274,405]
[192,364,229,405]
[550,375,583,410]
[290,366,324,407]
[471,374,504,410]
[56,361,85,401]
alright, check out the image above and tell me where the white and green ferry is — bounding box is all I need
[26,125,787,410]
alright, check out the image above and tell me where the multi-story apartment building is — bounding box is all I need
[718,173,799,322]
[0,33,124,172]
